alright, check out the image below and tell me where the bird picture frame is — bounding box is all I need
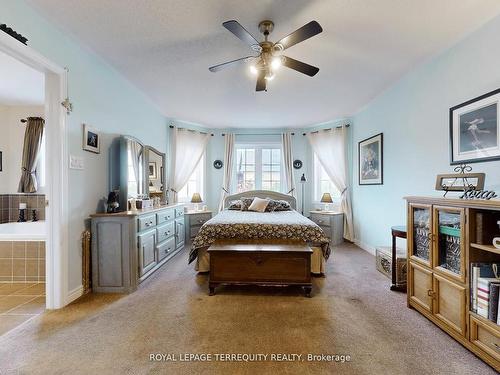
[450,88,500,164]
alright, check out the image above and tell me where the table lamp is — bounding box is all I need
[320,192,333,211]
[191,193,203,211]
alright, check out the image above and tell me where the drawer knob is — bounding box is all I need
[427,289,436,298]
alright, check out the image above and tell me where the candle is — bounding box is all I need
[19,203,27,209]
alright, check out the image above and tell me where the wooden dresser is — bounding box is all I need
[405,197,500,371]
[90,204,185,293]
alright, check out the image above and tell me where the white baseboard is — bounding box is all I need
[354,239,376,256]
[66,285,83,305]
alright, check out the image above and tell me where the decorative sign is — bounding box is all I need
[0,24,28,45]
[435,164,485,197]
[459,187,497,200]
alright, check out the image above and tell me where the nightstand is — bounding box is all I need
[309,210,344,245]
[185,210,213,244]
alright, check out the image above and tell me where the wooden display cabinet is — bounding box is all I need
[406,197,500,372]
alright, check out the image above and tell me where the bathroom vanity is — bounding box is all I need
[90,205,185,293]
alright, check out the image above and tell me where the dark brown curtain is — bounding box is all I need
[18,117,45,193]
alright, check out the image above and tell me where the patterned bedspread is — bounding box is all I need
[189,209,331,263]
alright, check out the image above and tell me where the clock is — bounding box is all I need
[213,160,223,169]
[293,159,303,169]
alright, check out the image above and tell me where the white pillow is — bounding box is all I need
[248,197,270,212]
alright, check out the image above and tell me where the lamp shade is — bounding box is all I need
[320,193,333,203]
[191,193,203,203]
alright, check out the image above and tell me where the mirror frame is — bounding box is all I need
[144,145,167,204]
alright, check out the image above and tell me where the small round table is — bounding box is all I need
[390,225,407,292]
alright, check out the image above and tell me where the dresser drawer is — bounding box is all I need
[175,207,184,218]
[470,315,500,362]
[190,213,211,226]
[157,237,176,262]
[157,222,175,243]
[138,214,156,232]
[156,209,174,224]
[310,213,329,226]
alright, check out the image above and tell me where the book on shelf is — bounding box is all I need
[477,277,500,319]
[490,283,500,323]
[470,263,500,314]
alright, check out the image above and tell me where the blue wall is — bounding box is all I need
[352,14,500,252]
[2,1,167,292]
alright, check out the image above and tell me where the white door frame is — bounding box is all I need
[0,32,69,309]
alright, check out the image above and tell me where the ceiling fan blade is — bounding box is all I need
[275,21,322,51]
[282,56,319,77]
[209,56,257,72]
[223,20,261,51]
[256,70,266,92]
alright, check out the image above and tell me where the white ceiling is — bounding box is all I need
[26,0,500,128]
[0,50,44,106]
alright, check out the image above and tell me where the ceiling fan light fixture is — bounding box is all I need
[265,72,275,81]
[271,57,282,70]
[249,65,258,75]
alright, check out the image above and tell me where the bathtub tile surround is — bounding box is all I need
[0,241,45,282]
[0,194,45,223]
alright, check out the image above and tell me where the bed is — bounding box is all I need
[189,190,330,274]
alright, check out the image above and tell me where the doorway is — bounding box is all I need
[0,31,68,316]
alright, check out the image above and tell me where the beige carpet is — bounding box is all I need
[0,243,495,374]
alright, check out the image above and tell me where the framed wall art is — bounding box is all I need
[358,133,383,185]
[82,124,100,154]
[450,88,500,164]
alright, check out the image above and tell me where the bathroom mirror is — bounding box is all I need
[145,146,166,204]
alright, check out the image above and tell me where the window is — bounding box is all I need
[178,154,205,203]
[313,153,341,201]
[234,144,282,193]
[37,132,46,188]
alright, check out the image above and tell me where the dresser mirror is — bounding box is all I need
[145,146,166,203]
[124,136,146,198]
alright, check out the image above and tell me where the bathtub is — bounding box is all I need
[0,221,46,241]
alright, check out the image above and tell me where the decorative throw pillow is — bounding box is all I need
[227,200,242,210]
[248,197,270,212]
[265,199,280,212]
[274,200,292,211]
[240,197,255,211]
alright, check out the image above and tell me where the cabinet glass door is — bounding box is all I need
[409,204,432,267]
[433,206,465,282]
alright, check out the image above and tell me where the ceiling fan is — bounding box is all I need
[209,19,323,92]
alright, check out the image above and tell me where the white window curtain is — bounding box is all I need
[306,126,354,241]
[168,127,210,203]
[281,132,296,197]
[218,133,235,211]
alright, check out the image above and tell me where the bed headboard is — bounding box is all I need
[224,190,296,210]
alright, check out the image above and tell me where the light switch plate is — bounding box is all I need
[69,155,84,170]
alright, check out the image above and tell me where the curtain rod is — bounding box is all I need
[302,123,350,136]
[169,125,214,136]
[220,132,294,136]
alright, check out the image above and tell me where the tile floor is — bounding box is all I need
[0,283,45,335]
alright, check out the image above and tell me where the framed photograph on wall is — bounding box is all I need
[358,133,383,185]
[82,124,100,154]
[450,88,500,164]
